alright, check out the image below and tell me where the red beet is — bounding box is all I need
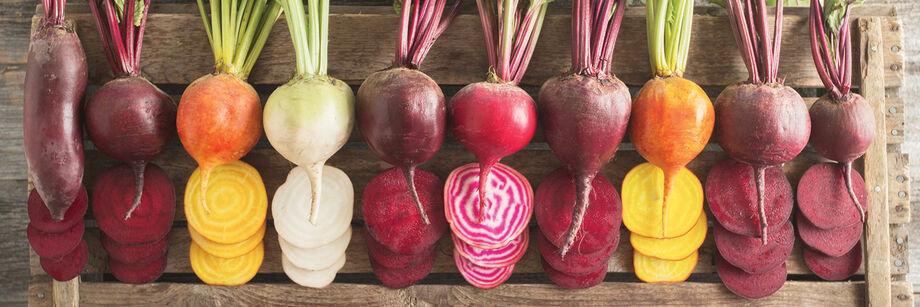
[101,233,168,264]
[715,255,787,300]
[536,230,616,276]
[92,163,175,244]
[713,221,793,274]
[364,230,435,269]
[108,254,166,284]
[705,159,793,237]
[541,257,607,289]
[796,215,862,257]
[535,168,621,255]
[804,241,862,281]
[369,247,436,288]
[39,240,88,281]
[797,163,867,229]
[363,168,446,254]
[27,220,84,258]
[28,186,87,233]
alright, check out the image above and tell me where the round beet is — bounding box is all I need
[108,253,166,284]
[537,230,617,276]
[810,95,874,164]
[715,256,787,300]
[364,230,435,269]
[101,233,168,264]
[28,186,87,233]
[363,168,446,254]
[797,163,867,229]
[713,221,793,274]
[535,168,621,254]
[39,240,88,281]
[27,220,84,258]
[804,242,862,281]
[705,159,793,237]
[369,247,436,288]
[796,215,862,257]
[541,257,607,289]
[92,163,175,244]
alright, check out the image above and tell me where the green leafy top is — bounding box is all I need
[809,0,860,99]
[477,0,553,84]
[113,0,146,26]
[195,0,282,79]
[646,0,694,77]
[276,0,330,77]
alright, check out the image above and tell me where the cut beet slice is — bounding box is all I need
[452,230,528,268]
[28,186,87,233]
[541,257,607,289]
[109,254,167,284]
[796,215,862,257]
[369,248,436,289]
[363,168,447,255]
[713,221,793,274]
[804,242,862,281]
[27,220,84,258]
[797,163,867,229]
[101,233,168,265]
[445,163,533,249]
[39,240,88,281]
[282,252,347,289]
[93,164,175,244]
[535,168,621,254]
[280,226,350,271]
[705,159,793,237]
[715,256,787,300]
[537,230,617,276]
[454,249,514,289]
[364,230,434,268]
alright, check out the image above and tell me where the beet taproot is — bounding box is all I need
[796,215,862,257]
[713,221,794,274]
[92,163,175,244]
[39,239,88,281]
[27,220,84,258]
[101,233,168,265]
[363,168,446,254]
[541,257,608,289]
[109,254,166,284]
[535,168,621,254]
[797,163,867,229]
[370,247,436,289]
[705,159,793,237]
[715,255,787,300]
[28,186,87,233]
[804,241,862,281]
[537,230,616,276]
[364,230,435,269]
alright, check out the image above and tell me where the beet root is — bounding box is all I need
[797,163,867,229]
[28,186,87,233]
[804,241,862,281]
[364,230,435,269]
[535,168,621,255]
[541,257,608,289]
[40,240,88,281]
[101,233,168,265]
[537,230,617,276]
[369,247,436,288]
[705,159,793,238]
[363,168,446,254]
[27,220,84,258]
[713,221,793,274]
[108,254,166,284]
[92,163,175,244]
[796,215,862,257]
[715,256,787,300]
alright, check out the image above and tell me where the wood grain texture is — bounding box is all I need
[51,279,78,307]
[889,153,911,224]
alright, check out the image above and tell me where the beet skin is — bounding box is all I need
[28,186,87,233]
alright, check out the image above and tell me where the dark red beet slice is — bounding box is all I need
[797,163,867,229]
[109,254,166,284]
[369,247,436,288]
[92,163,175,244]
[101,233,169,265]
[705,159,793,237]
[364,230,435,268]
[27,220,84,258]
[39,240,88,281]
[715,255,787,300]
[541,257,607,289]
[804,242,862,281]
[363,168,447,254]
[796,214,862,257]
[713,221,793,274]
[28,186,87,233]
[536,230,617,276]
[535,168,621,254]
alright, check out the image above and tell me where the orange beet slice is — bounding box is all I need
[27,220,84,258]
[622,163,703,238]
[705,159,793,237]
[189,222,265,259]
[185,161,267,244]
[796,214,862,257]
[804,242,862,281]
[797,163,867,229]
[716,256,787,300]
[541,257,607,289]
[631,214,707,261]
[39,240,88,281]
[633,250,697,283]
[109,254,167,284]
[28,186,87,233]
[189,240,264,286]
[101,233,168,265]
[713,221,793,274]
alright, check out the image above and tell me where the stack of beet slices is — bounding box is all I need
[535,168,621,289]
[362,168,447,288]
[28,187,89,281]
[92,164,175,283]
[705,160,795,299]
[796,163,866,281]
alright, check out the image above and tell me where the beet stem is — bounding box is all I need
[124,162,147,220]
[477,162,495,222]
[305,163,324,224]
[661,167,679,238]
[199,167,212,215]
[755,165,768,245]
[843,161,865,223]
[560,173,595,258]
[401,166,430,225]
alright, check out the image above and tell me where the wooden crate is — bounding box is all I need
[26,3,912,306]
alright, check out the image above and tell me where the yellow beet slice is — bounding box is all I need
[622,162,703,238]
[189,222,266,259]
[185,160,268,244]
[633,250,697,283]
[631,214,707,261]
[190,240,264,286]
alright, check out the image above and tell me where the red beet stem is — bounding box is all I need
[402,166,430,225]
[842,161,865,223]
[661,167,679,237]
[755,165,768,245]
[560,173,595,257]
[124,161,147,220]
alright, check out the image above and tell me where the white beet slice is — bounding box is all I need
[273,166,354,249]
[282,251,346,289]
[279,227,352,270]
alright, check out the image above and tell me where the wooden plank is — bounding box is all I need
[52,278,78,307]
[27,275,52,307]
[890,223,909,276]
[886,97,904,144]
[888,153,910,224]
[858,17,892,307]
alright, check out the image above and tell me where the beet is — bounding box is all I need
[796,215,862,257]
[705,159,793,237]
[804,242,862,281]
[363,168,446,254]
[797,163,867,229]
[92,163,175,244]
[364,230,435,269]
[537,230,616,276]
[535,168,621,254]
[369,247,436,288]
[541,257,607,289]
[28,186,87,233]
[39,240,88,281]
[101,233,168,265]
[713,221,793,274]
[108,254,166,284]
[27,220,84,258]
[715,256,787,300]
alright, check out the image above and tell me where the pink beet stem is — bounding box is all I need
[477,161,495,222]
[124,162,147,220]
[401,166,431,225]
[755,165,768,245]
[842,161,865,223]
[560,173,595,258]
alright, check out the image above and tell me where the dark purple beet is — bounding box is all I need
[101,232,169,265]
[23,21,88,220]
[92,163,175,244]
[27,220,84,258]
[538,74,630,256]
[364,230,436,269]
[356,68,445,222]
[536,229,617,276]
[28,186,87,233]
[541,257,608,289]
[108,253,166,284]
[535,168,621,256]
[363,168,446,255]
[86,76,177,217]
[796,214,862,257]
[715,255,787,300]
[713,221,794,274]
[705,159,793,238]
[369,246,436,288]
[804,241,862,281]
[39,239,88,281]
[797,163,867,229]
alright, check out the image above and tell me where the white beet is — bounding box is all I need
[282,251,346,288]
[273,166,353,248]
[279,227,352,270]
